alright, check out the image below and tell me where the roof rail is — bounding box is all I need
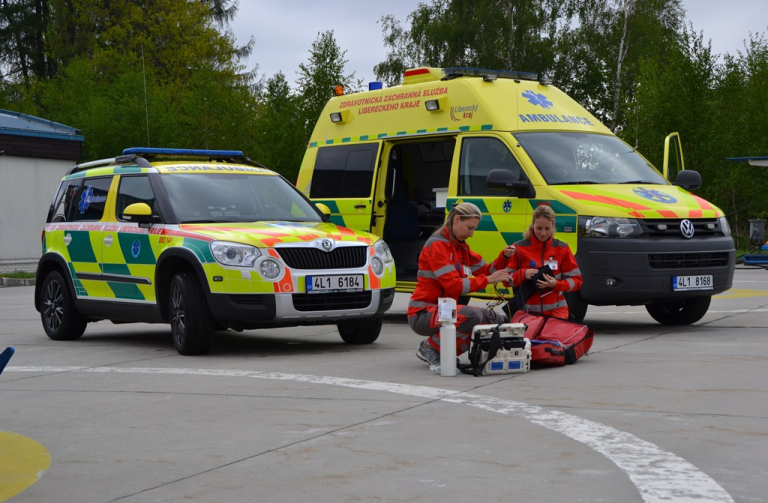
[67,147,268,176]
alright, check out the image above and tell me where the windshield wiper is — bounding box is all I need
[617,180,661,184]
[558,181,600,185]
[179,219,232,224]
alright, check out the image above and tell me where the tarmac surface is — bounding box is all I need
[1,265,767,503]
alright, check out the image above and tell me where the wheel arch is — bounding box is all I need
[35,253,76,312]
[155,248,211,323]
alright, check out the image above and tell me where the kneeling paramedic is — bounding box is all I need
[408,202,512,366]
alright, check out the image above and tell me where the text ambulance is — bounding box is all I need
[296,67,735,325]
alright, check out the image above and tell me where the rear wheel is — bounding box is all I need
[645,296,711,325]
[565,291,589,324]
[40,271,87,341]
[169,272,215,355]
[337,316,383,344]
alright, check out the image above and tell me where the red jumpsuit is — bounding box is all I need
[506,235,582,318]
[408,227,508,354]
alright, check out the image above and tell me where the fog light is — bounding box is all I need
[606,278,620,287]
[371,256,384,276]
[657,224,668,231]
[259,259,281,279]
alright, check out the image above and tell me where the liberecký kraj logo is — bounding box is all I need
[522,91,553,109]
[450,104,479,121]
[632,187,677,204]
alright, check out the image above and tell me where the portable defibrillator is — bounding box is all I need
[464,323,531,376]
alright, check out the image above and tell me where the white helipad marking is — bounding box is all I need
[7,366,734,503]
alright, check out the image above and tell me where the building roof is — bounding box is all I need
[727,156,768,167]
[0,109,84,142]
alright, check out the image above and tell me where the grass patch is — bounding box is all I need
[0,271,36,279]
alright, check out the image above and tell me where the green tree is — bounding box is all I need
[296,30,361,142]
[375,0,579,86]
[252,71,306,181]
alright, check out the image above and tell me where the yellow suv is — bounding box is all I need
[34,148,396,354]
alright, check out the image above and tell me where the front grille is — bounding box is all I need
[641,218,722,238]
[292,291,372,311]
[278,246,367,269]
[648,252,731,269]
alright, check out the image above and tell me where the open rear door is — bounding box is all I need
[663,132,685,181]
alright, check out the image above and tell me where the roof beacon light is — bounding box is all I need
[442,67,538,81]
[369,82,383,91]
[122,148,244,157]
[333,85,344,96]
[425,99,440,112]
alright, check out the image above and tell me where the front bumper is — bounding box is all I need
[206,287,396,329]
[576,236,735,305]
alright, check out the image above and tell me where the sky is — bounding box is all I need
[229,0,768,89]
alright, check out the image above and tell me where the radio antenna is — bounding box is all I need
[141,45,150,147]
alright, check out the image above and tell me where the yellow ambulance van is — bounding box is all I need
[296,67,735,325]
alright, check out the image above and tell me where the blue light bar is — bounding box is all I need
[123,147,244,157]
[442,67,538,81]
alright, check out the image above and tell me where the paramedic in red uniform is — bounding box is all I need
[409,202,511,367]
[503,205,582,319]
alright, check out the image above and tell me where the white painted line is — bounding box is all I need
[586,308,768,316]
[6,365,734,503]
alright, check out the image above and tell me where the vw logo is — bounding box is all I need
[680,219,695,239]
[321,239,333,251]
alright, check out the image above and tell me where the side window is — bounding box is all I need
[48,179,81,223]
[116,175,157,220]
[309,144,379,198]
[71,177,112,222]
[459,137,523,196]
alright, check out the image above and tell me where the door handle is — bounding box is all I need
[63,233,72,246]
[103,235,114,247]
[354,204,367,209]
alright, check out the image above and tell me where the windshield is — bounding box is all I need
[514,132,668,185]
[159,173,323,223]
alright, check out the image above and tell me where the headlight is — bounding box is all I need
[718,216,731,237]
[579,216,642,238]
[373,239,394,263]
[210,241,261,267]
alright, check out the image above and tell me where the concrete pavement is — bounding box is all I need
[1,266,767,502]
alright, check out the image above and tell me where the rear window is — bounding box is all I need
[310,144,379,198]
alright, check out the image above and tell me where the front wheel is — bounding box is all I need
[40,271,87,341]
[645,296,711,325]
[337,316,383,344]
[169,272,215,355]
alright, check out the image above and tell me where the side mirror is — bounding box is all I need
[123,202,160,227]
[673,170,701,191]
[486,169,529,192]
[315,202,332,217]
